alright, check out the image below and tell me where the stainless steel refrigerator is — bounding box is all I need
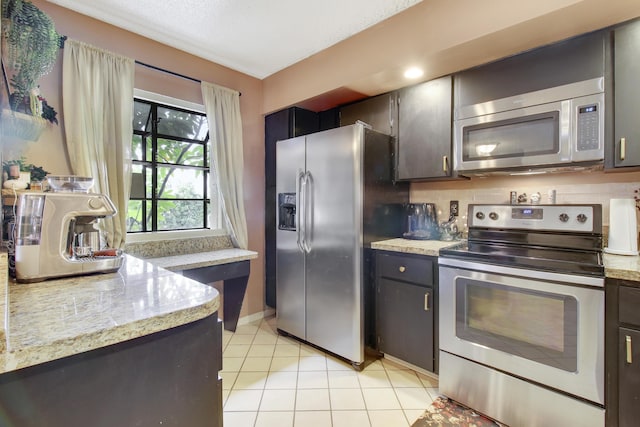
[276,123,408,368]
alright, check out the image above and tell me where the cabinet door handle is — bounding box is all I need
[424,293,430,311]
[621,137,626,161]
[398,266,406,273]
[626,335,633,364]
[442,155,449,173]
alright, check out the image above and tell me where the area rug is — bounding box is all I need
[411,396,506,427]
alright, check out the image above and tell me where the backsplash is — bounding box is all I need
[124,235,233,259]
[411,170,640,234]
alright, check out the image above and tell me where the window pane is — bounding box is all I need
[156,139,205,166]
[132,135,143,161]
[130,166,145,199]
[146,201,152,229]
[133,101,151,132]
[157,200,205,230]
[157,107,208,141]
[127,200,144,232]
[156,166,204,199]
[146,136,152,162]
[146,167,153,198]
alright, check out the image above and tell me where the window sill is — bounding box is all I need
[126,228,227,244]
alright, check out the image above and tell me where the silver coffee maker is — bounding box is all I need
[14,191,124,282]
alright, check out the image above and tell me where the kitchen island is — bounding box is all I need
[0,254,223,427]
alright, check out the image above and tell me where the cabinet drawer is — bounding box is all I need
[376,252,433,286]
[619,286,640,327]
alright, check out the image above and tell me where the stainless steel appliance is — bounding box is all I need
[403,203,438,240]
[438,204,605,427]
[276,124,407,368]
[453,78,605,174]
[14,192,124,283]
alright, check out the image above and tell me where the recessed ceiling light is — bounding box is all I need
[404,67,424,79]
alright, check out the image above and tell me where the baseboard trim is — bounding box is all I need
[383,353,439,380]
[227,308,275,328]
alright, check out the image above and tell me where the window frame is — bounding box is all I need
[127,89,224,240]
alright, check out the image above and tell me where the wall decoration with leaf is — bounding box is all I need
[1,0,60,140]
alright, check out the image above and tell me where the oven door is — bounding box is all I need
[439,257,604,405]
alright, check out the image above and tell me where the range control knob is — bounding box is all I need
[559,213,569,223]
[475,212,485,220]
[577,213,588,223]
[489,212,499,221]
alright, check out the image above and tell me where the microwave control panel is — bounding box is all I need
[576,104,600,151]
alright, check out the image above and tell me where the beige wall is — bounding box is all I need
[2,1,266,320]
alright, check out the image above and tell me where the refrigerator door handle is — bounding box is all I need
[303,171,314,253]
[296,169,305,253]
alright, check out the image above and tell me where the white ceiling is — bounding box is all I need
[46,0,422,79]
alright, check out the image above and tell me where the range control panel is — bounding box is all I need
[468,204,601,233]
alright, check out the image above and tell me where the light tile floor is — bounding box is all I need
[222,316,440,427]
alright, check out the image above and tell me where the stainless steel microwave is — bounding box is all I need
[453,78,604,174]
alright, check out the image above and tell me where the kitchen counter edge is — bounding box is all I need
[0,254,220,375]
[372,238,640,282]
[371,238,462,257]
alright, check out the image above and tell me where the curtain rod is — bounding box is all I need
[135,60,200,83]
[59,35,241,95]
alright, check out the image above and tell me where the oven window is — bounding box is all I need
[455,278,577,372]
[463,111,559,161]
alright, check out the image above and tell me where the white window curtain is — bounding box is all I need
[62,39,134,249]
[201,81,248,249]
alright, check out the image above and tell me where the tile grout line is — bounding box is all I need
[223,317,435,427]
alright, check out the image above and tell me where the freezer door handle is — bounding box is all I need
[296,169,305,253]
[302,171,314,253]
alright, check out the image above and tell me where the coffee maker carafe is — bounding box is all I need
[403,203,439,240]
[14,192,124,282]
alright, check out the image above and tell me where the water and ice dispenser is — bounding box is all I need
[278,193,296,231]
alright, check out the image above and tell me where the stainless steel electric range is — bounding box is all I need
[438,204,605,427]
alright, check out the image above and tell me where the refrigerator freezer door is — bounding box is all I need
[276,136,307,339]
[305,125,364,364]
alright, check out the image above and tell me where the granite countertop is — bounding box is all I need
[372,238,640,282]
[603,253,640,281]
[371,238,462,256]
[146,248,258,271]
[0,254,219,375]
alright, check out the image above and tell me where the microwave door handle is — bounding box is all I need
[296,169,305,253]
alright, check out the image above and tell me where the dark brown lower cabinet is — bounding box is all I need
[0,313,222,427]
[619,327,640,426]
[375,251,437,373]
[606,279,640,427]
